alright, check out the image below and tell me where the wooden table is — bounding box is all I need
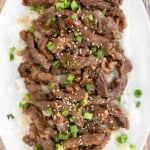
[0,0,150,149]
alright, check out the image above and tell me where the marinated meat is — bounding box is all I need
[19,0,132,149]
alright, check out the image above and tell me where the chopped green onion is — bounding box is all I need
[29,26,35,34]
[56,2,65,11]
[88,15,98,24]
[69,117,74,122]
[7,113,15,120]
[9,47,16,61]
[52,60,61,69]
[129,144,136,150]
[117,133,128,144]
[19,102,29,109]
[64,0,71,8]
[35,65,42,71]
[71,0,80,11]
[47,42,56,51]
[71,13,77,20]
[70,125,79,138]
[45,18,51,27]
[74,31,81,37]
[24,93,32,101]
[55,132,69,142]
[67,73,75,83]
[31,6,45,14]
[44,107,53,117]
[33,144,42,150]
[134,89,142,98]
[83,112,93,120]
[101,10,106,16]
[80,99,88,106]
[136,101,141,108]
[56,144,64,150]
[117,96,121,102]
[91,46,97,54]
[51,16,57,22]
[75,35,83,43]
[49,83,55,90]
[62,110,69,117]
[85,84,92,94]
[97,49,104,59]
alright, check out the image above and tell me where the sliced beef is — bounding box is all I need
[20,0,131,149]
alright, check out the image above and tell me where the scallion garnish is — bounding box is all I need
[70,125,79,138]
[80,99,88,106]
[55,132,69,142]
[136,101,141,108]
[117,133,128,144]
[71,13,77,20]
[83,112,93,120]
[52,60,61,69]
[134,89,142,98]
[85,84,92,94]
[19,102,29,109]
[71,0,80,11]
[47,42,56,51]
[7,113,15,120]
[62,110,69,117]
[29,26,35,34]
[33,144,42,150]
[9,47,16,61]
[31,6,45,14]
[96,49,104,59]
[56,144,64,150]
[67,73,75,83]
[44,107,53,117]
[129,144,136,150]
[24,93,32,101]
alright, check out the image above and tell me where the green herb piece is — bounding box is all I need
[91,46,97,54]
[71,13,77,20]
[88,15,98,24]
[31,6,45,14]
[117,133,128,144]
[9,47,16,61]
[7,113,15,120]
[83,112,93,120]
[24,93,32,101]
[47,42,56,51]
[101,10,106,16]
[67,73,75,83]
[70,125,79,138]
[52,60,61,69]
[69,117,74,122]
[33,144,42,150]
[45,18,51,27]
[129,144,136,150]
[62,110,69,117]
[56,144,64,150]
[55,132,69,142]
[117,96,121,102]
[19,102,29,109]
[49,83,55,90]
[136,101,141,108]
[29,26,35,34]
[80,99,88,106]
[85,84,92,94]
[97,49,104,59]
[35,65,42,71]
[75,35,83,43]
[44,107,53,117]
[134,89,142,98]
[56,2,65,11]
[71,0,80,11]
[51,16,57,22]
[64,0,71,8]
